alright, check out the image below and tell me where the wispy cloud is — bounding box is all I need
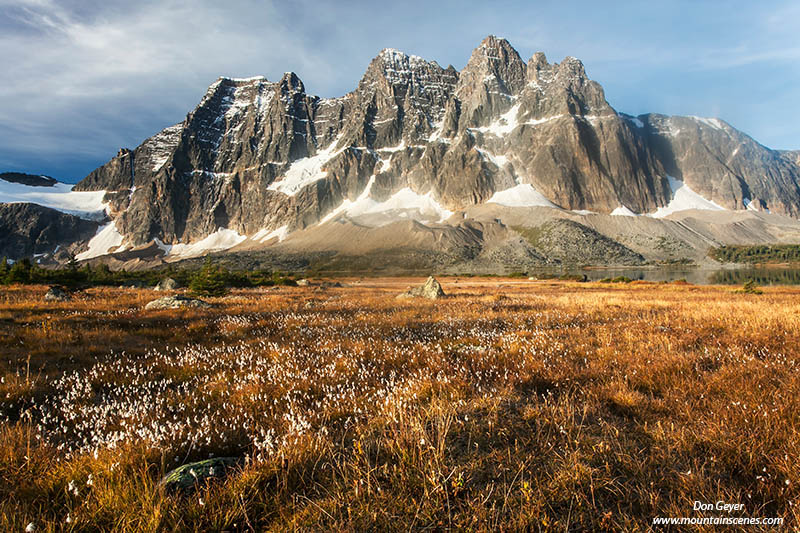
[0,0,798,180]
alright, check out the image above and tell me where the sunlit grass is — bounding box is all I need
[0,279,798,531]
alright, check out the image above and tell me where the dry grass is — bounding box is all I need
[0,279,798,531]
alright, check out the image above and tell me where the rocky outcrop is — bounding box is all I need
[0,203,99,260]
[398,276,445,299]
[66,36,799,255]
[154,277,180,291]
[144,295,210,310]
[780,150,800,167]
[159,457,241,493]
[641,114,800,216]
[44,286,70,302]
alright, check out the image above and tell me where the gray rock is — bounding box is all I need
[155,277,180,291]
[60,35,800,256]
[642,113,800,216]
[296,278,310,286]
[44,286,70,302]
[160,457,241,493]
[398,276,445,300]
[144,295,210,310]
[0,203,98,261]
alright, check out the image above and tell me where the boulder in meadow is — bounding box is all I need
[160,457,241,493]
[397,276,445,300]
[44,286,70,302]
[144,295,210,310]
[155,277,180,291]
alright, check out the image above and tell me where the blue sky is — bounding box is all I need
[1,0,799,183]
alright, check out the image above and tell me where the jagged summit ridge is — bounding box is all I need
[68,35,800,259]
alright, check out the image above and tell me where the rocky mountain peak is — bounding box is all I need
[359,47,455,99]
[528,51,548,72]
[450,36,527,129]
[278,72,305,94]
[526,53,587,89]
[457,35,527,98]
[344,47,459,149]
[522,52,610,119]
[56,37,800,262]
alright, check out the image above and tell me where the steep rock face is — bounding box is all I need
[72,36,800,251]
[0,203,98,259]
[454,35,527,126]
[642,114,800,216]
[780,150,800,167]
[453,47,669,213]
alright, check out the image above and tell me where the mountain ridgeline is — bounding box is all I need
[71,36,800,255]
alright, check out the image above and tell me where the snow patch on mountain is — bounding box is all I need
[319,176,379,225]
[369,187,453,222]
[162,228,246,258]
[691,116,725,130]
[611,206,638,216]
[321,180,453,225]
[744,198,770,213]
[622,114,644,128]
[252,225,290,244]
[475,147,509,169]
[487,184,557,208]
[76,221,124,260]
[474,104,521,136]
[0,178,107,220]
[268,136,345,196]
[744,198,760,212]
[143,124,182,172]
[649,176,726,217]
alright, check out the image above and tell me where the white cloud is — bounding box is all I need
[0,0,797,180]
[0,0,339,176]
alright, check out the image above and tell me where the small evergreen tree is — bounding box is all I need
[741,279,763,294]
[66,253,78,271]
[7,260,31,284]
[189,257,228,297]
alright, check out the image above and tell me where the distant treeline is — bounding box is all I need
[710,245,800,264]
[0,256,296,293]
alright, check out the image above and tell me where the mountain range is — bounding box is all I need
[3,36,800,271]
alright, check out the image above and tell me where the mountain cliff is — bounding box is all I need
[17,36,800,266]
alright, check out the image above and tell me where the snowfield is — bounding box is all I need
[161,228,247,258]
[0,178,107,220]
[650,176,726,217]
[76,221,125,260]
[320,180,454,225]
[267,136,345,196]
[487,183,558,208]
